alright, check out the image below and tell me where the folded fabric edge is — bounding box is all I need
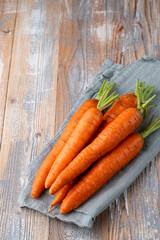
[18,184,94,228]
[142,55,158,61]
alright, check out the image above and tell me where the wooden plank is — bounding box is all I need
[49,0,107,239]
[0,0,61,239]
[53,0,107,129]
[0,0,18,147]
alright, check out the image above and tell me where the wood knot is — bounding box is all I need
[3,29,11,34]
[35,132,41,137]
[10,99,17,104]
[117,23,123,33]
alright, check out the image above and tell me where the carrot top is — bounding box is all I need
[96,81,119,111]
[95,79,108,100]
[141,116,160,139]
[131,79,156,117]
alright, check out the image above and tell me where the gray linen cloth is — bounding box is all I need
[19,56,160,228]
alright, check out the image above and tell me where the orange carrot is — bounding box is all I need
[98,94,137,133]
[89,93,137,142]
[46,93,136,190]
[60,116,160,214]
[31,99,98,198]
[31,80,110,198]
[45,83,119,188]
[48,94,137,211]
[49,80,156,194]
[49,177,79,211]
[49,108,143,194]
[60,133,143,213]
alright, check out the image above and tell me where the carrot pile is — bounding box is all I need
[30,78,159,215]
[45,83,119,188]
[60,116,160,214]
[31,79,115,197]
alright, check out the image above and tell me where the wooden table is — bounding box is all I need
[0,0,160,239]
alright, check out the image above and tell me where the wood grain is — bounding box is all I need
[0,0,61,239]
[0,0,18,148]
[0,0,160,239]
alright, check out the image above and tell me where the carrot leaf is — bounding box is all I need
[97,82,119,111]
[96,79,108,100]
[134,79,156,116]
[141,116,160,139]
[143,86,155,101]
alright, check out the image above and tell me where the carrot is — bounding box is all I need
[49,94,137,207]
[90,93,137,141]
[45,83,119,188]
[97,94,137,133]
[49,184,73,208]
[49,108,142,194]
[95,81,152,137]
[60,116,160,214]
[49,80,156,195]
[48,177,79,211]
[46,88,138,191]
[49,94,137,212]
[31,80,107,198]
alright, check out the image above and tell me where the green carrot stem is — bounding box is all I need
[97,83,119,111]
[143,85,151,95]
[142,94,156,109]
[141,116,160,139]
[145,115,155,128]
[138,85,142,109]
[107,82,116,91]
[135,79,139,100]
[98,94,119,111]
[96,79,108,100]
[145,104,157,110]
[140,82,145,90]
[140,82,145,102]
[146,116,159,130]
[133,79,156,115]
[144,86,155,101]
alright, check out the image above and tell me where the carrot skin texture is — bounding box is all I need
[52,185,72,206]
[89,94,137,143]
[45,107,103,188]
[60,133,144,214]
[31,94,136,197]
[49,108,143,195]
[97,94,137,134]
[51,179,78,206]
[31,99,98,198]
[31,95,136,197]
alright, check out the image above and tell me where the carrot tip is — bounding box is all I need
[60,208,70,214]
[45,182,50,189]
[31,193,36,198]
[48,205,53,213]
[49,188,56,195]
[50,200,57,206]
[60,209,65,214]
